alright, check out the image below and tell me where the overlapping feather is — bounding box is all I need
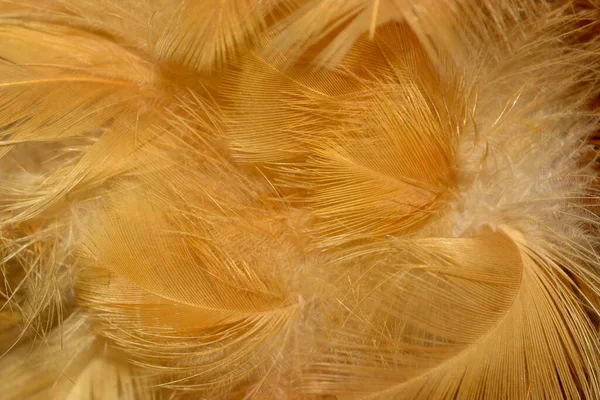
[0,1,599,399]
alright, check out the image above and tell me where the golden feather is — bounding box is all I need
[0,1,599,399]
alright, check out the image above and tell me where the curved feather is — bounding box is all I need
[301,229,600,398]
[77,172,307,394]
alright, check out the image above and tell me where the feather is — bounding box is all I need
[0,0,177,50]
[300,229,600,398]
[0,4,171,379]
[154,0,297,73]
[0,313,150,400]
[265,0,402,67]
[0,0,600,399]
[76,171,307,395]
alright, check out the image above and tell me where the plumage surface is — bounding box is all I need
[0,0,600,399]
